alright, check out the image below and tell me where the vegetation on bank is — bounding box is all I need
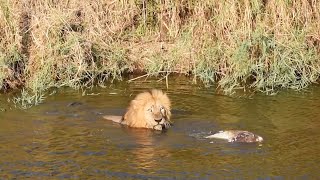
[1,0,320,108]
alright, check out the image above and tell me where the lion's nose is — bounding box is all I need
[154,118,162,123]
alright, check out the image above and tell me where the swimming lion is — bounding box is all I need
[103,89,172,131]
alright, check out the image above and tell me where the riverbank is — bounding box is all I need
[1,0,320,107]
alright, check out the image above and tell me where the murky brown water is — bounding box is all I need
[0,77,320,179]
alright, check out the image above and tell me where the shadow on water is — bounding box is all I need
[0,76,320,179]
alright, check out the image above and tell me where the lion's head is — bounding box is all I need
[122,89,172,131]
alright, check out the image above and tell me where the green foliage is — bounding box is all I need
[1,0,320,108]
[12,88,45,109]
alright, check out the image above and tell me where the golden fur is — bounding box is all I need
[103,89,172,131]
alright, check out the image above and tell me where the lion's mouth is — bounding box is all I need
[154,118,162,123]
[153,121,172,130]
[162,121,171,128]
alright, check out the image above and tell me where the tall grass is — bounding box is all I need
[0,1,23,90]
[1,0,320,107]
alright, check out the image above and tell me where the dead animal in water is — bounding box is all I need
[206,130,263,143]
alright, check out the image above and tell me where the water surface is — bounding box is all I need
[0,77,320,179]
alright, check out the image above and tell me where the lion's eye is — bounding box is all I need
[148,108,153,112]
[160,106,165,113]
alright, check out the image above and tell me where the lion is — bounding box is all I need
[103,89,172,131]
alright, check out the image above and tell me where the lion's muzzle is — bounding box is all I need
[154,118,162,123]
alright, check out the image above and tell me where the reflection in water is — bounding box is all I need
[0,77,320,179]
[121,128,170,170]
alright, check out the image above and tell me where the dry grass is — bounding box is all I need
[1,0,320,107]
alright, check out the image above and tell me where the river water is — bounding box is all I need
[0,77,319,179]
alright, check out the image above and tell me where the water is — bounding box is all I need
[0,77,320,179]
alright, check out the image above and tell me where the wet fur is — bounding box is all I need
[103,89,171,130]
